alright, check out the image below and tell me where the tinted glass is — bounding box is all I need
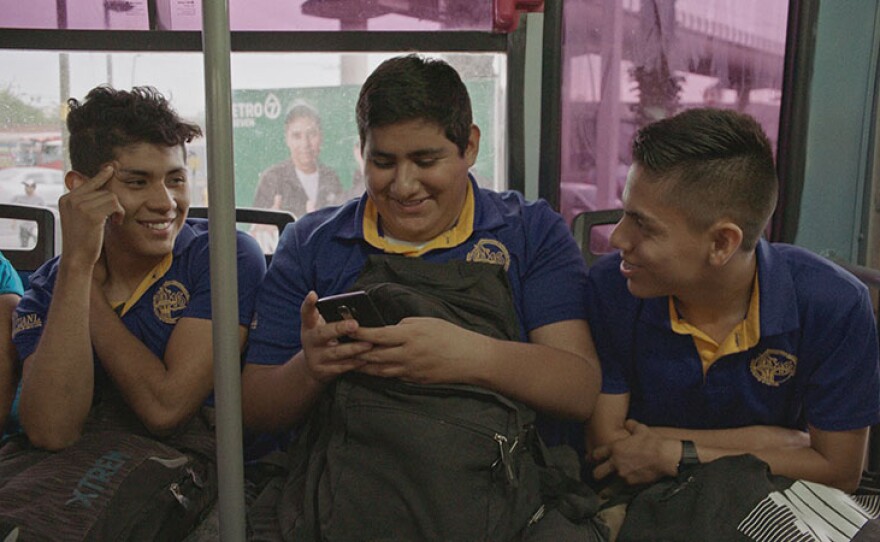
[559,0,789,257]
[0,50,506,253]
[0,0,496,31]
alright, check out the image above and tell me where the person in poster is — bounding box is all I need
[252,101,346,219]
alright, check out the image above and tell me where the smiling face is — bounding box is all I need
[610,164,712,299]
[285,115,322,174]
[362,119,479,243]
[103,142,189,264]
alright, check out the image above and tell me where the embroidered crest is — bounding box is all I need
[12,313,42,336]
[749,349,797,387]
[153,280,190,324]
[466,239,510,270]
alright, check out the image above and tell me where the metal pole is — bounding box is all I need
[538,0,564,210]
[200,1,246,539]
[596,0,623,209]
[60,52,70,174]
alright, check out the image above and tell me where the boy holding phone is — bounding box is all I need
[241,55,603,539]
[242,53,599,431]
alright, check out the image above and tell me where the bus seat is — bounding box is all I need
[0,204,57,289]
[571,208,623,267]
[186,206,295,266]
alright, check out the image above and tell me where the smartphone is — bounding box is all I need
[316,290,387,342]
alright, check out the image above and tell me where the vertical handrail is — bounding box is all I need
[772,0,819,243]
[595,0,623,210]
[537,0,563,210]
[201,1,247,540]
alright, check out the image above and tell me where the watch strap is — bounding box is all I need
[678,439,700,474]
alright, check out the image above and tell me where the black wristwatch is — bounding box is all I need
[677,440,700,474]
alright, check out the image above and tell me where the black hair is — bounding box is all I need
[66,85,202,177]
[631,108,778,249]
[356,54,472,155]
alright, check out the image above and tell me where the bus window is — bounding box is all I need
[558,0,790,257]
[0,50,506,251]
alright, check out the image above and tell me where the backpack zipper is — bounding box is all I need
[169,483,191,509]
[493,433,520,487]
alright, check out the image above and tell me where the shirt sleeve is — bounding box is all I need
[179,231,267,327]
[245,223,313,366]
[11,262,54,362]
[0,253,23,296]
[235,232,269,325]
[519,201,589,332]
[802,281,880,431]
[585,254,633,395]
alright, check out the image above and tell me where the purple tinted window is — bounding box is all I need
[559,0,789,257]
[0,0,497,31]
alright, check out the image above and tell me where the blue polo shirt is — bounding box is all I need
[246,177,589,366]
[12,219,266,400]
[587,239,880,432]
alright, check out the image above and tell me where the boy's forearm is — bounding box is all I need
[651,425,810,451]
[20,264,95,449]
[241,351,326,432]
[651,425,864,492]
[89,305,217,435]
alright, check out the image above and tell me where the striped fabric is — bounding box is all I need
[739,481,879,541]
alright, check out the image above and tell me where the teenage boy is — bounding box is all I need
[587,108,879,496]
[241,55,602,538]
[13,86,266,450]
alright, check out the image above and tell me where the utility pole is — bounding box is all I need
[59,53,70,173]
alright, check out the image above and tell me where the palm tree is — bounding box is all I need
[630,0,682,128]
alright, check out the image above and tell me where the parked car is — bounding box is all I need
[0,166,65,208]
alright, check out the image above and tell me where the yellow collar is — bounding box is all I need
[669,272,761,374]
[362,181,475,257]
[116,253,174,317]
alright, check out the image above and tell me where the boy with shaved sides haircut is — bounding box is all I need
[586,108,880,538]
[12,86,266,450]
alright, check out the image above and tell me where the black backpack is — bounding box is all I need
[264,256,605,542]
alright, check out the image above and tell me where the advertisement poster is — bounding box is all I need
[231,80,497,213]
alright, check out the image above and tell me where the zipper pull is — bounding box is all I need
[494,433,517,487]
[169,483,191,509]
[186,466,204,488]
[528,504,546,526]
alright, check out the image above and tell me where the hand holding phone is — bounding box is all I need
[316,291,386,342]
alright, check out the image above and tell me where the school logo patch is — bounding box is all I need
[466,239,510,270]
[750,349,797,387]
[153,280,190,324]
[12,313,42,336]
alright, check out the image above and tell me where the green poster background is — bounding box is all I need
[231,79,497,209]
